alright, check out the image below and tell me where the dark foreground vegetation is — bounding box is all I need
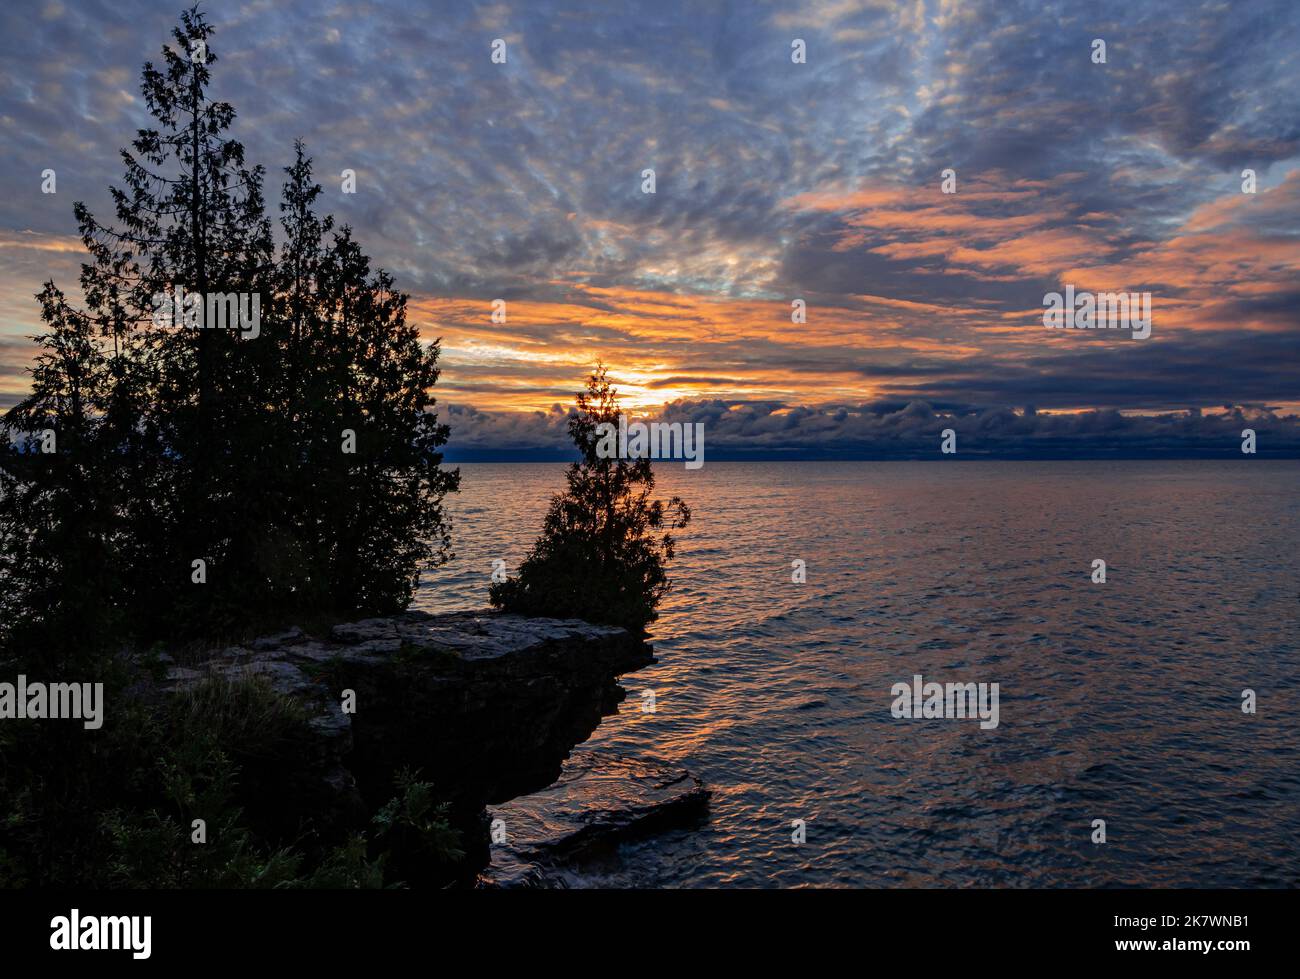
[0,9,687,889]
[0,8,460,888]
[490,365,691,632]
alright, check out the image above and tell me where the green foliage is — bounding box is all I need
[491,365,691,633]
[0,671,458,889]
[0,6,458,653]
[0,7,464,888]
[168,672,312,760]
[290,835,387,890]
[98,807,305,890]
[0,283,121,669]
[372,768,465,867]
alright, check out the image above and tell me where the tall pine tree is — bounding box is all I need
[2,6,457,647]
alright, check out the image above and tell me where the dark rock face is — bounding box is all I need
[481,750,710,887]
[319,612,652,808]
[158,610,655,880]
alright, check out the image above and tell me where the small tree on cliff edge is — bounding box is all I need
[490,365,690,633]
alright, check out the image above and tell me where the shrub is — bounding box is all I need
[490,365,690,633]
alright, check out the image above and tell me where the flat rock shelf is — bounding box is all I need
[481,750,710,888]
[150,610,706,883]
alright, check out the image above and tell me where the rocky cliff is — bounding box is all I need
[156,610,682,882]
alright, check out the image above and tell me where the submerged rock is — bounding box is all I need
[481,750,709,888]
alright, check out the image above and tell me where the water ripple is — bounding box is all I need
[416,460,1300,887]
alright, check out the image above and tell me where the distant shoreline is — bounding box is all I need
[441,452,1300,463]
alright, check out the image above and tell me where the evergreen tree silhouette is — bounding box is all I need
[490,365,690,633]
[0,6,457,647]
[273,144,458,613]
[0,282,120,668]
[0,4,455,890]
[70,5,276,634]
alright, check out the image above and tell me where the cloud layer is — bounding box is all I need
[2,0,1297,456]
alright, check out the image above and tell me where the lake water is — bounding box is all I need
[413,460,1300,887]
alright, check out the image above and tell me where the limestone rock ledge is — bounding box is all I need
[480,749,709,887]
[156,610,658,879]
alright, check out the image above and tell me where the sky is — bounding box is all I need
[1,0,1298,459]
